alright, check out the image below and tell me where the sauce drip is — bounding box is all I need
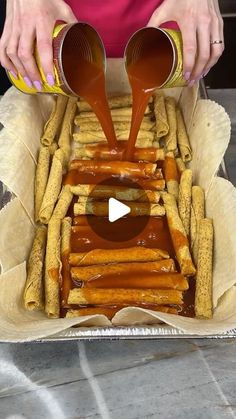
[62,30,117,149]
[125,29,173,160]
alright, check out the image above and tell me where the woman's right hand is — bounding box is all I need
[148,0,224,85]
[0,0,77,90]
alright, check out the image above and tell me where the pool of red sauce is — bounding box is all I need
[60,166,195,318]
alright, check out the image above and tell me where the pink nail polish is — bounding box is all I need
[46,73,55,86]
[23,76,33,88]
[33,80,42,91]
[9,70,18,80]
[184,72,191,81]
[188,80,195,88]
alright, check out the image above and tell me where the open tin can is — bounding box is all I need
[7,22,106,96]
[125,27,187,89]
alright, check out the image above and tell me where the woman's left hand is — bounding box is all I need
[148,0,224,85]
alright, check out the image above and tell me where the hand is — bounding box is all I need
[0,0,77,90]
[147,0,224,85]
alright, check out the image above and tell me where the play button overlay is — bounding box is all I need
[85,177,151,242]
[108,198,130,222]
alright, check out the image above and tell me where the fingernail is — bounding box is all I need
[184,72,191,81]
[23,76,33,88]
[9,70,18,80]
[33,80,42,91]
[46,73,55,86]
[188,80,195,88]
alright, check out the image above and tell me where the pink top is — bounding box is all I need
[65,0,177,57]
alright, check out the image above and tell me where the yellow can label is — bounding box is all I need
[8,24,68,96]
[162,29,187,89]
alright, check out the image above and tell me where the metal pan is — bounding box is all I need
[0,81,235,340]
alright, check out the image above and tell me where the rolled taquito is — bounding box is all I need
[71,260,176,281]
[34,146,50,222]
[24,225,47,310]
[39,148,65,224]
[68,288,183,306]
[164,152,179,200]
[69,247,170,266]
[58,97,77,164]
[70,160,157,178]
[162,192,196,276]
[71,184,160,203]
[164,97,177,152]
[190,185,205,264]
[176,108,192,162]
[195,218,213,319]
[153,93,169,138]
[178,169,193,236]
[83,273,189,291]
[74,201,165,217]
[45,217,61,318]
[41,95,68,146]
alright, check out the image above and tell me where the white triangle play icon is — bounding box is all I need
[108,198,131,222]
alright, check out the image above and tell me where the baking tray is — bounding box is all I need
[36,325,236,341]
[0,81,235,340]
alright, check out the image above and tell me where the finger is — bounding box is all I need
[5,34,31,85]
[147,4,167,27]
[63,7,78,24]
[18,27,42,90]
[36,22,55,86]
[219,16,225,49]
[0,39,18,76]
[0,15,18,76]
[213,0,225,46]
[4,0,29,78]
[178,22,197,82]
[203,16,224,76]
[190,22,211,82]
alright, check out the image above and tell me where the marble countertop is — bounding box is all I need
[0,339,235,418]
